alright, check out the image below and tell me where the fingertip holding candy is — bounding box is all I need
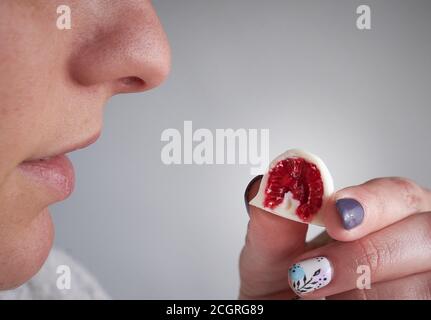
[249,149,334,226]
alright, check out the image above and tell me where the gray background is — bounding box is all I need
[52,0,431,299]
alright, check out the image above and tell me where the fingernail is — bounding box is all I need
[288,257,332,295]
[336,198,365,230]
[244,175,263,215]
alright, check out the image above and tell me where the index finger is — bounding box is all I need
[239,175,308,299]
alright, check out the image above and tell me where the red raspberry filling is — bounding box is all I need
[263,157,324,222]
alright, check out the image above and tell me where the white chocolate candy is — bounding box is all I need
[249,149,334,226]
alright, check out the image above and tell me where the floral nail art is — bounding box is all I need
[288,256,332,295]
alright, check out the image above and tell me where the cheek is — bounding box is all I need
[0,208,54,290]
[0,3,64,170]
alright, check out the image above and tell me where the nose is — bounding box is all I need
[69,1,171,95]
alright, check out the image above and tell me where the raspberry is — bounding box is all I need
[263,157,324,222]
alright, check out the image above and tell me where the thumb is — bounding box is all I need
[239,175,308,299]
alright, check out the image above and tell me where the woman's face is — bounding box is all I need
[0,0,170,289]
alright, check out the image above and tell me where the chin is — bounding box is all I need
[0,208,54,290]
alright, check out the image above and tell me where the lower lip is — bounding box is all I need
[18,154,75,201]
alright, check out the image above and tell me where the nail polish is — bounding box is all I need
[288,257,332,295]
[244,175,263,215]
[336,198,364,230]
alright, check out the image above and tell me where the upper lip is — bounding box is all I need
[62,131,101,155]
[24,131,101,162]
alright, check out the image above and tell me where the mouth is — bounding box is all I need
[18,132,101,201]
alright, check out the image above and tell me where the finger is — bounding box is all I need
[306,231,334,251]
[323,177,431,241]
[239,175,308,299]
[287,211,431,298]
[328,270,431,300]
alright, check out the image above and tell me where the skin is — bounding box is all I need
[240,176,431,299]
[0,0,170,289]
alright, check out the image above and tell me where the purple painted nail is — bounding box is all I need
[336,198,364,230]
[244,175,263,215]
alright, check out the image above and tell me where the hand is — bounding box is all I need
[239,176,431,299]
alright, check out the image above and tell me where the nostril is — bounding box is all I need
[117,76,146,93]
